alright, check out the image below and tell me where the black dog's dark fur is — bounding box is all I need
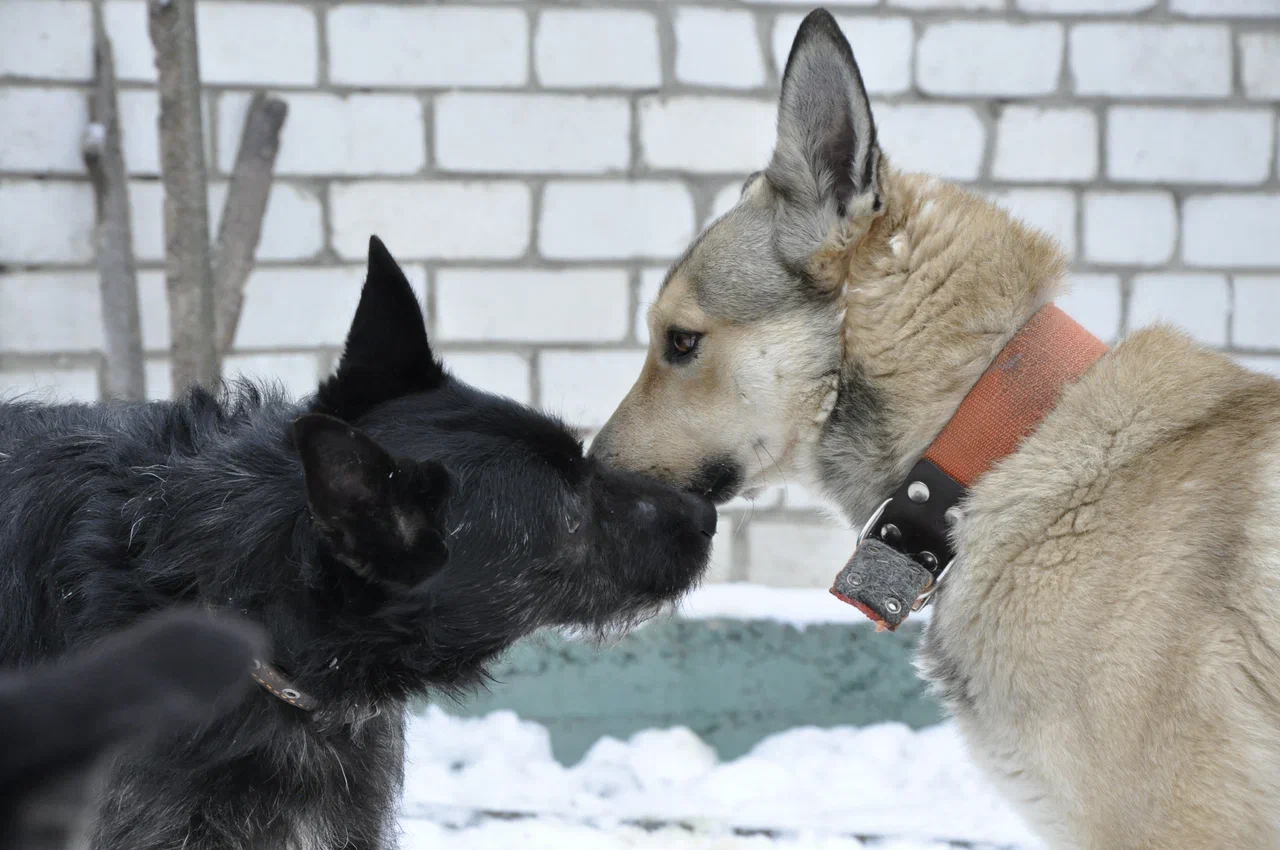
[0,237,716,850]
[0,610,264,850]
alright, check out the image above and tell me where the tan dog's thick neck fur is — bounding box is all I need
[591,9,1280,848]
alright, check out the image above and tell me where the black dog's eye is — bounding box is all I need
[667,330,702,362]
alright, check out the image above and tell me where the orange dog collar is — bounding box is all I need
[831,305,1108,631]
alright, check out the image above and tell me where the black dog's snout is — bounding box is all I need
[684,493,718,538]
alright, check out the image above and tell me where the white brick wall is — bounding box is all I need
[436,94,630,175]
[1082,192,1177,265]
[992,107,1098,182]
[327,6,528,87]
[1107,107,1275,185]
[675,9,765,90]
[534,10,661,89]
[3,0,1279,589]
[1069,24,1231,98]
[916,22,1064,96]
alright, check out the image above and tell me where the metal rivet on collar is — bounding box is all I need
[281,688,301,701]
[945,506,963,525]
[907,481,930,503]
[918,551,938,570]
[880,523,901,543]
[884,598,902,615]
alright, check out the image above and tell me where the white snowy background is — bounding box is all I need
[393,586,1044,850]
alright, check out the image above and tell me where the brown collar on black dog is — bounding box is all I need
[250,659,319,711]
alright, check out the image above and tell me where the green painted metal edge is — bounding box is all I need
[423,617,941,764]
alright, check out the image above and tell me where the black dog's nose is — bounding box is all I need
[684,493,718,538]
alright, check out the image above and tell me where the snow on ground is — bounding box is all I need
[669,583,931,629]
[399,708,1043,850]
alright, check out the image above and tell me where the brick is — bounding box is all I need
[1059,274,1121,342]
[708,183,744,228]
[992,107,1098,182]
[725,488,783,512]
[1130,274,1229,346]
[1172,0,1280,16]
[129,181,324,262]
[917,22,1063,97]
[103,0,317,85]
[990,189,1077,259]
[1019,0,1156,10]
[1184,195,1280,269]
[639,97,775,173]
[773,15,913,96]
[226,353,322,400]
[1082,192,1177,265]
[0,367,99,403]
[637,267,667,344]
[193,2,318,86]
[0,180,94,264]
[535,10,660,90]
[331,182,531,261]
[144,353,321,402]
[440,352,532,406]
[1241,34,1280,100]
[746,520,853,587]
[436,95,629,175]
[101,1,153,82]
[112,90,213,176]
[328,6,527,87]
[218,92,424,176]
[540,182,695,261]
[1233,277,1280,350]
[704,517,739,584]
[675,9,765,89]
[889,0,1002,8]
[1108,108,1274,185]
[1070,24,1230,99]
[538,349,648,430]
[741,0,876,5]
[875,104,986,181]
[1235,356,1280,379]
[780,484,834,512]
[437,269,629,343]
[0,0,92,80]
[0,272,103,353]
[232,266,425,350]
[0,88,87,174]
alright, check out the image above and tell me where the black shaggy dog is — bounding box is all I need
[0,237,717,850]
[0,611,265,850]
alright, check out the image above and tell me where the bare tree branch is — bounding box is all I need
[213,93,287,371]
[149,0,218,395]
[84,1,145,401]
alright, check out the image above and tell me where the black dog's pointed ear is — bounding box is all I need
[313,236,446,422]
[768,10,880,224]
[293,414,451,584]
[295,413,397,527]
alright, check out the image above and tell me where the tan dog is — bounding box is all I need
[591,9,1280,849]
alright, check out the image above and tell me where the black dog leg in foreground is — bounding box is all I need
[0,236,714,850]
[0,610,264,850]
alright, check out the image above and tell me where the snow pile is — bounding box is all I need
[670,583,931,629]
[400,817,1011,850]
[401,708,1042,849]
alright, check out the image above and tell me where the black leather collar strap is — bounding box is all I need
[250,659,319,711]
[831,459,965,631]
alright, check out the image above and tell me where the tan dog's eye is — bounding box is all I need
[667,330,702,362]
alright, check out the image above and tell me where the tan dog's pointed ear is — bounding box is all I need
[769,9,881,223]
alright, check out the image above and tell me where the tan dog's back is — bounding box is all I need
[924,329,1280,848]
